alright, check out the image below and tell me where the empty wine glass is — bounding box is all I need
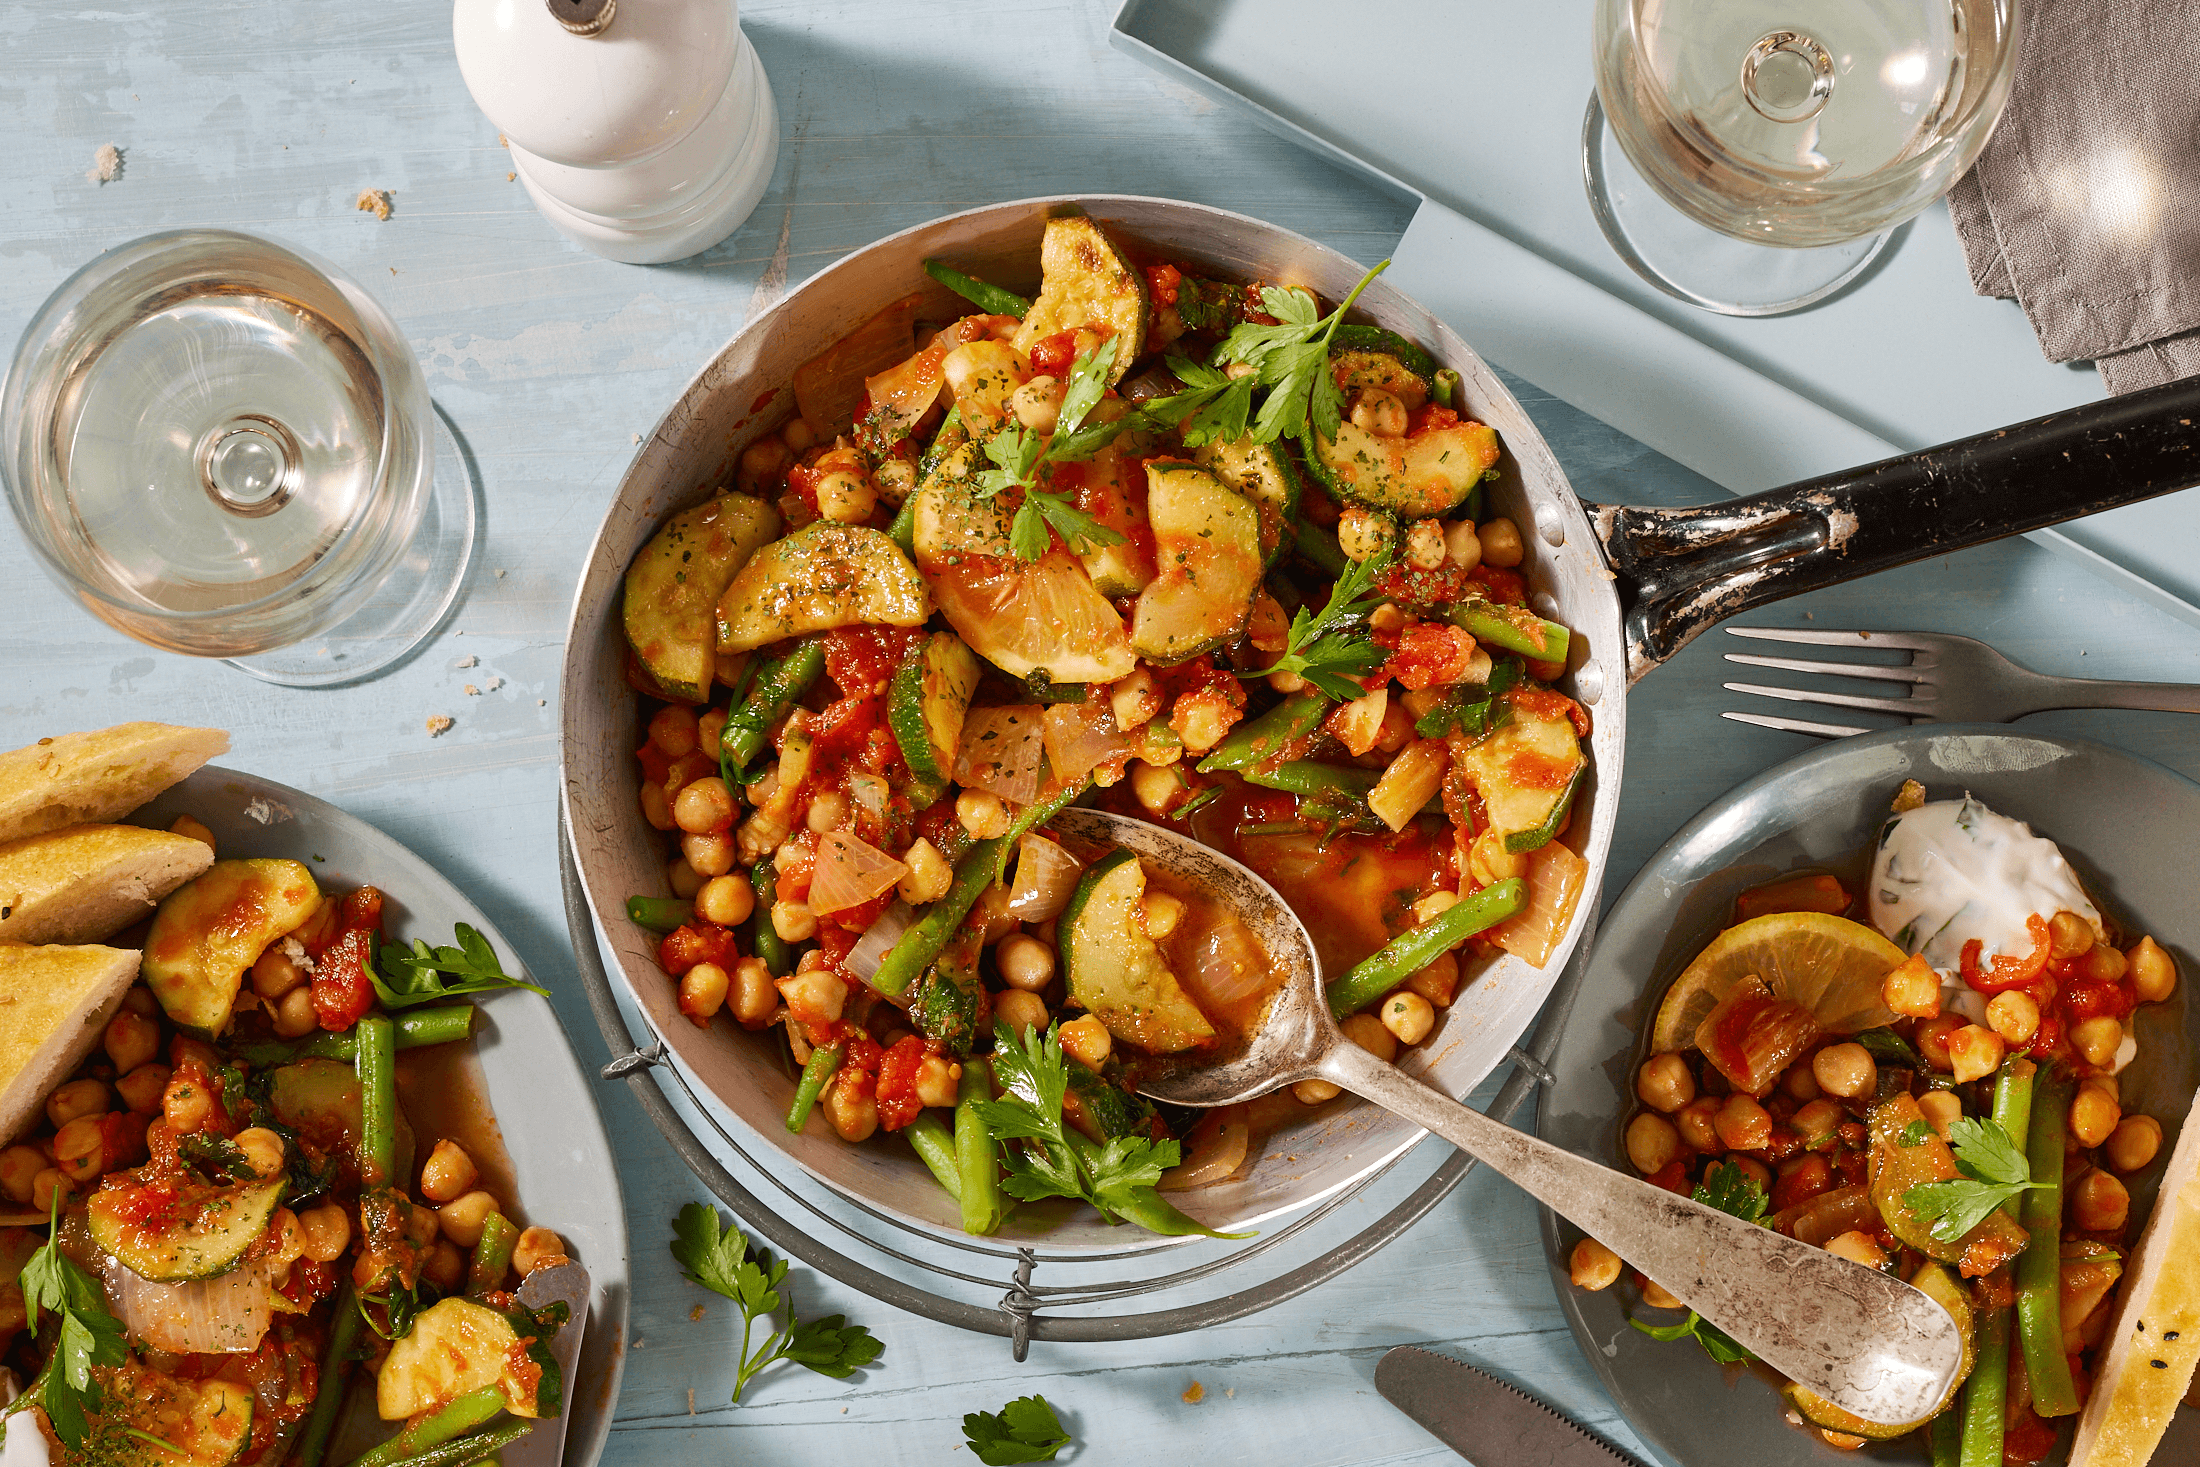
[2,229,476,685]
[1585,0,2022,316]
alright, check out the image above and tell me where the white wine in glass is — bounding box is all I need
[1587,0,2021,314]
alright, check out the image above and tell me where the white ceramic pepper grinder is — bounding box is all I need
[454,0,778,264]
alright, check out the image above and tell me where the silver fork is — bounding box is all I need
[1719,626,2200,737]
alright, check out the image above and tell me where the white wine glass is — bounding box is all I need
[1,229,477,686]
[1585,0,2022,316]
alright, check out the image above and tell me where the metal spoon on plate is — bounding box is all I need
[1050,809,1961,1428]
[504,1262,592,1467]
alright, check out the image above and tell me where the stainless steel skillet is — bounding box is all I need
[558,194,2200,1248]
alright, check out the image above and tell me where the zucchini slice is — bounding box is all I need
[1192,437,1302,568]
[1308,415,1501,519]
[269,1057,417,1185]
[88,1364,253,1467]
[1328,324,1436,408]
[88,1174,286,1282]
[1453,701,1585,853]
[912,925,986,1057]
[1781,1262,1973,1439]
[1062,435,1155,596]
[912,442,1015,563]
[1011,217,1147,382]
[715,523,931,654]
[1128,461,1263,666]
[143,859,321,1035]
[1059,850,1215,1055]
[622,493,782,702]
[888,632,981,783]
[377,1296,561,1421]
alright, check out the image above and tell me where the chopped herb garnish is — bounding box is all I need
[1902,1116,2043,1242]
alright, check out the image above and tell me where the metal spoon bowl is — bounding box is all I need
[1051,808,1962,1428]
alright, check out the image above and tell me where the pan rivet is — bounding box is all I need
[1539,512,1566,548]
[1574,662,1604,705]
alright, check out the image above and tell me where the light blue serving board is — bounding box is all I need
[1111,0,2200,629]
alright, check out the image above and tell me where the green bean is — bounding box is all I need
[354,1015,396,1186]
[870,838,1005,997]
[1958,1293,2012,1467]
[786,1043,843,1134]
[902,1111,961,1201]
[922,259,1031,318]
[293,1279,362,1467]
[360,1421,530,1467]
[720,640,824,777]
[1991,1058,2037,1204]
[1197,691,1331,774]
[468,1212,518,1296]
[1444,602,1571,664]
[2016,1068,2078,1418]
[1326,878,1526,1019]
[749,859,794,976]
[1928,1408,1962,1467]
[625,895,693,932]
[956,1057,1006,1236]
[886,496,917,554]
[244,1007,477,1067]
[1293,520,1349,578]
[1241,761,1379,801]
[992,777,1094,883]
[1431,368,1461,410]
[344,1386,508,1467]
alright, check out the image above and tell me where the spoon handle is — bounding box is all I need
[1316,1040,1961,1427]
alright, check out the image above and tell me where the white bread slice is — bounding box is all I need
[0,723,228,844]
[0,824,215,945]
[2069,1080,2200,1467]
[0,943,140,1143]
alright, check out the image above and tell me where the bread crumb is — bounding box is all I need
[85,143,123,184]
[425,715,454,736]
[498,133,508,147]
[538,699,547,707]
[685,1387,694,1415]
[463,684,480,697]
[355,188,393,221]
[688,1304,705,1322]
[632,433,643,444]
[632,1338,645,1349]
[507,171,517,182]
[494,568,507,579]
[453,655,477,669]
[486,676,504,692]
[1182,1381,1205,1404]
[1225,1387,1235,1398]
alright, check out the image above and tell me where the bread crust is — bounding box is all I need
[0,723,228,844]
[0,823,214,945]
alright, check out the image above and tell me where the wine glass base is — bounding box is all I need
[224,407,478,688]
[1581,93,1887,318]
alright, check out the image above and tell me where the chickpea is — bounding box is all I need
[823,1074,879,1144]
[1467,828,1526,887]
[1349,387,1408,438]
[913,1055,963,1109]
[53,1118,105,1184]
[1674,1096,1722,1152]
[1140,891,1185,942]
[1130,761,1186,816]
[1059,1016,1112,1072]
[1825,1231,1888,1269]
[1916,1014,1964,1070]
[1404,518,1446,570]
[114,1064,169,1116]
[994,989,1048,1038]
[2106,1115,2162,1172]
[1793,1099,1845,1151]
[437,1191,500,1249]
[47,1078,110,1130]
[1372,699,1415,755]
[1010,376,1066,435]
[870,457,916,507]
[225,1126,283,1179]
[667,858,704,900]
[1882,954,1941,1019]
[1292,1079,1342,1104]
[1570,1237,1623,1291]
[2048,910,2096,961]
[806,788,850,834]
[1368,602,1406,635]
[0,1145,44,1204]
[639,782,675,831]
[2071,1016,2124,1068]
[103,1010,161,1073]
[2128,936,2177,1003]
[996,935,1056,993]
[169,813,216,851]
[1401,953,1459,1008]
[673,777,737,836]
[299,1203,352,1262]
[897,838,954,905]
[648,705,700,758]
[1640,1279,1684,1310]
[2071,1169,2129,1233]
[1635,1054,1695,1114]
[780,417,818,454]
[1918,1089,1964,1141]
[1443,519,1482,571]
[31,1170,70,1214]
[681,831,735,878]
[774,967,846,1025]
[273,987,319,1039]
[2069,1086,2122,1148]
[2081,1074,2120,1106]
[2083,944,2129,985]
[512,1227,569,1277]
[695,875,754,928]
[1341,1012,1398,1064]
[1267,669,1307,695]
[1380,991,1436,1047]
[1411,891,1458,926]
[1337,505,1396,564]
[1713,1094,1772,1152]
[770,899,819,943]
[1984,990,2040,1048]
[1477,516,1524,568]
[1812,1043,1877,1100]
[814,470,876,524]
[1110,668,1161,732]
[1625,1112,1682,1175]
[420,1240,465,1293]
[121,987,158,1018]
[738,437,792,489]
[956,788,1012,840]
[418,1140,480,1204]
[680,962,730,1025]
[720,957,772,1030]
[1781,1064,1822,1102]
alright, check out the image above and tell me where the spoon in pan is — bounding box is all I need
[1050,809,1962,1428]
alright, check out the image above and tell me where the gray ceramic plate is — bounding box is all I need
[131,768,629,1467]
[1535,726,2200,1467]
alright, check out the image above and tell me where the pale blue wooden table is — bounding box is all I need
[5,3,2199,1463]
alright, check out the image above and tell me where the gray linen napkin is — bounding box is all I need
[1948,0,2200,393]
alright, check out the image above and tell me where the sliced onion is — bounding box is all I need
[1771,1184,1877,1247]
[104,1254,273,1354]
[848,772,890,825]
[1172,907,1273,1016]
[1160,1105,1251,1191]
[793,293,922,433]
[1367,739,1447,833]
[846,899,915,982]
[1040,702,1137,784]
[1006,836,1082,922]
[1488,840,1588,968]
[808,830,909,916]
[953,704,1045,805]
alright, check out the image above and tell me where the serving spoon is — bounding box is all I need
[1051,809,1962,1428]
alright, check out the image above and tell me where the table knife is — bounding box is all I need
[1375,1345,1646,1467]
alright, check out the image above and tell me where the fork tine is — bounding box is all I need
[1721,710,1878,739]
[1722,652,1927,684]
[1722,626,1937,651]
[1721,680,1923,716]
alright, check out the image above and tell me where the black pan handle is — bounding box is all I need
[1584,374,2200,682]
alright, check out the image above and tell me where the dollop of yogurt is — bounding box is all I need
[1869,796,2102,974]
[0,1369,51,1467]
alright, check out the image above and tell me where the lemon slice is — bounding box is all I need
[1650,911,1906,1055]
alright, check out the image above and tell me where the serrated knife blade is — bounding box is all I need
[1375,1346,1646,1467]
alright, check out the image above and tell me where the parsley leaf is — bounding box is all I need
[1413,659,1524,739]
[1011,489,1124,562]
[670,1202,882,1403]
[1902,1115,2043,1242]
[1243,545,1394,700]
[974,424,1045,501]
[1855,1027,1923,1069]
[11,1192,131,1448]
[1054,336,1116,437]
[372,923,549,1009]
[968,342,1133,560]
[962,1394,1073,1464]
[1898,1119,1935,1148]
[1631,1310,1753,1366]
[1692,1160,1770,1225]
